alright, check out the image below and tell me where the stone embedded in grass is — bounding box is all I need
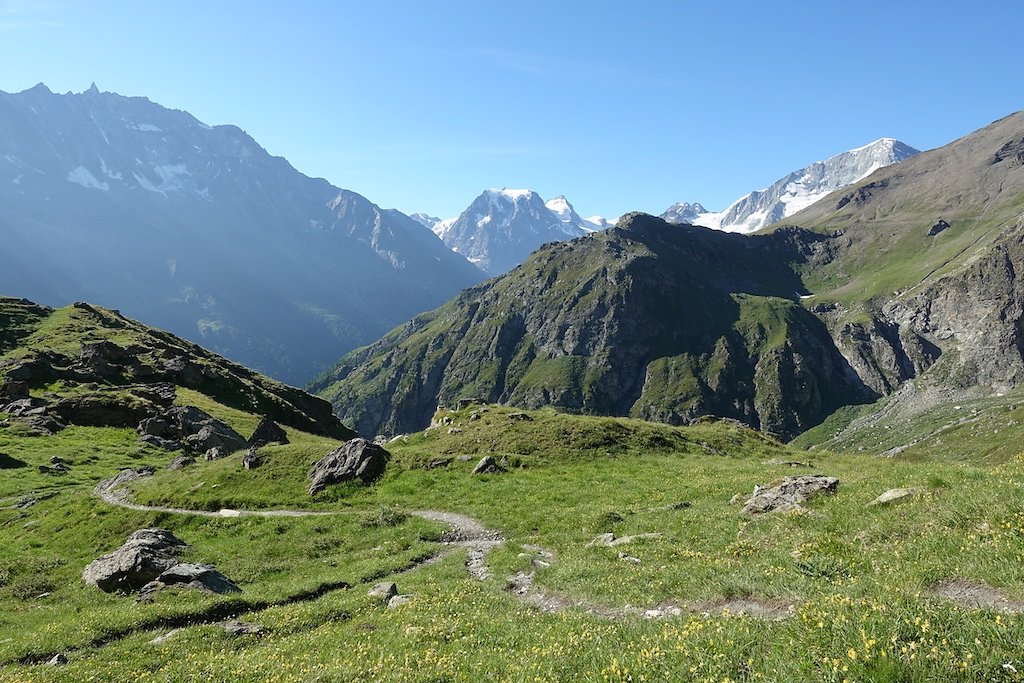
[248,415,289,448]
[219,620,264,636]
[868,487,926,506]
[471,456,505,475]
[83,528,240,598]
[508,412,533,421]
[308,438,390,495]
[242,448,261,470]
[166,455,195,470]
[741,475,840,515]
[368,582,398,601]
[138,563,241,600]
[387,594,413,609]
[82,528,187,593]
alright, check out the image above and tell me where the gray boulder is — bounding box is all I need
[471,456,505,475]
[308,438,390,495]
[219,620,264,636]
[242,448,261,470]
[138,563,240,599]
[741,475,840,515]
[248,416,289,448]
[166,455,195,470]
[868,487,926,507]
[368,582,398,601]
[82,528,187,593]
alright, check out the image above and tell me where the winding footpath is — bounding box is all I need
[95,468,795,621]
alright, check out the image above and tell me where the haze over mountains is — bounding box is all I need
[662,138,920,233]
[0,84,484,385]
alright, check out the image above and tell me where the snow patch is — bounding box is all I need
[98,157,123,181]
[486,188,534,202]
[153,164,189,191]
[132,171,165,195]
[129,123,163,132]
[432,217,457,239]
[67,166,109,191]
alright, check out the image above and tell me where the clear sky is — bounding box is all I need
[1,0,1021,220]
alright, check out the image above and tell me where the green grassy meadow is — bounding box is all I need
[3,398,1024,681]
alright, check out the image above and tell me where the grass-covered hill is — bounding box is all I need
[312,216,873,440]
[4,390,1024,681]
[0,296,352,439]
[316,110,1024,454]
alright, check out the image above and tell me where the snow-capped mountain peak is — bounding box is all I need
[662,138,920,233]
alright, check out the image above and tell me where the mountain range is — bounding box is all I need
[314,111,1024,440]
[0,84,484,385]
[662,138,920,233]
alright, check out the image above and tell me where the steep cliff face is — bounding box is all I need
[314,215,873,438]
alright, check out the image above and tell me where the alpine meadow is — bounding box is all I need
[2,3,1024,682]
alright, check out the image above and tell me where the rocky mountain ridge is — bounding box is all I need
[317,111,1024,442]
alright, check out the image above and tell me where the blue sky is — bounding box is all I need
[1,0,1021,220]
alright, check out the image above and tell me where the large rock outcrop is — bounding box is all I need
[308,438,390,495]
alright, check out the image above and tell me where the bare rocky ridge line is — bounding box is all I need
[93,470,795,621]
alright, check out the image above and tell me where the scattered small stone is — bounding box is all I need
[166,455,195,470]
[368,582,398,601]
[618,552,641,564]
[868,487,927,507]
[447,427,462,434]
[508,412,533,421]
[150,629,182,645]
[741,475,840,516]
[456,398,483,410]
[204,446,225,461]
[456,455,474,462]
[242,448,261,470]
[387,594,413,609]
[247,416,289,448]
[471,456,505,475]
[219,620,264,636]
[469,412,481,421]
[662,501,691,511]
[45,653,68,667]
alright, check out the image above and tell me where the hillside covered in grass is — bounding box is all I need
[4,387,1024,681]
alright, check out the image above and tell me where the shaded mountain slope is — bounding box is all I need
[0,84,483,384]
